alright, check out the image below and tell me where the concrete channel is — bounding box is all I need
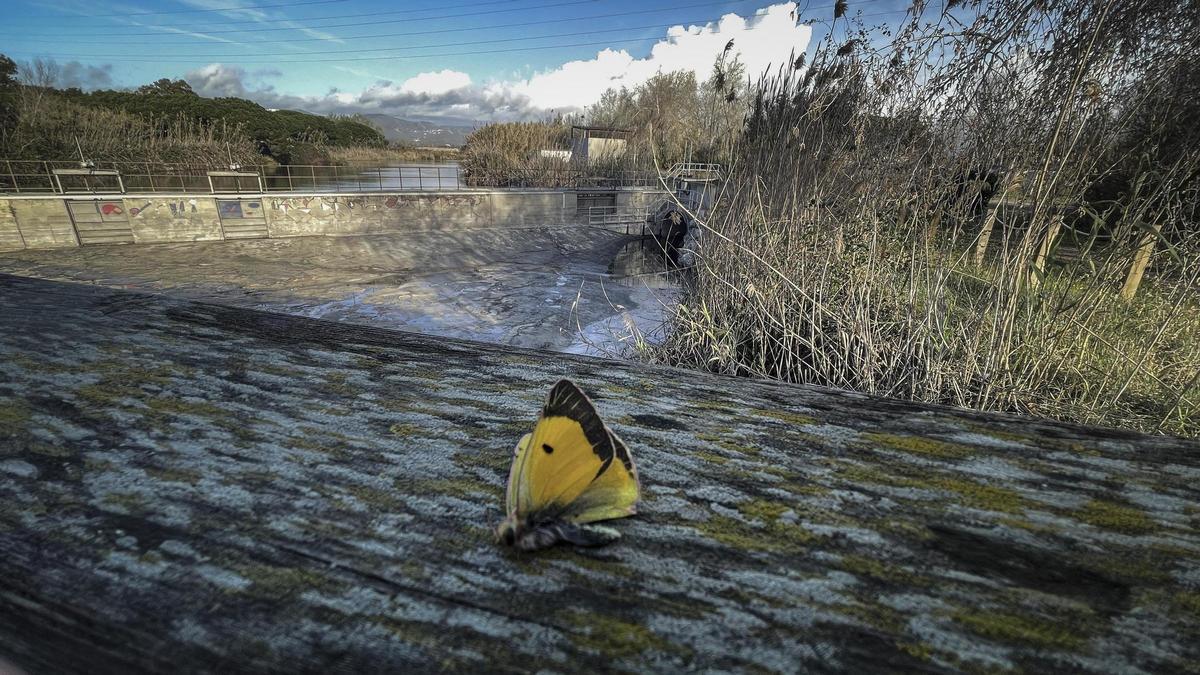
[0,188,677,354]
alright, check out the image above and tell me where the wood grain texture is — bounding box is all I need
[1,273,1198,674]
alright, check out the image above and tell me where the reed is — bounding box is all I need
[646,0,1200,436]
[324,145,460,165]
[458,120,575,187]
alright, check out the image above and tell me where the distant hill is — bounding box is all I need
[361,114,474,147]
[51,80,386,164]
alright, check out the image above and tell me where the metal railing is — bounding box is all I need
[0,159,666,195]
[666,162,723,182]
[588,205,657,235]
[0,160,466,194]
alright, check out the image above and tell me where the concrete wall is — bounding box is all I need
[266,193,495,237]
[0,200,25,252]
[619,189,670,211]
[126,197,223,244]
[8,199,77,249]
[0,189,657,252]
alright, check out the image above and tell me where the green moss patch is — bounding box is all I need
[737,499,790,522]
[696,432,761,456]
[697,501,816,552]
[839,554,926,586]
[865,432,972,460]
[836,460,1026,514]
[102,491,148,513]
[754,408,818,426]
[0,402,32,432]
[563,610,675,658]
[421,476,502,501]
[1077,499,1157,535]
[924,477,1026,514]
[240,563,343,597]
[693,449,731,465]
[952,610,1086,650]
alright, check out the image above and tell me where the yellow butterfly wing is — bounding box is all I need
[561,428,639,524]
[505,432,532,517]
[506,380,640,523]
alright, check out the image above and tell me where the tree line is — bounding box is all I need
[0,55,385,167]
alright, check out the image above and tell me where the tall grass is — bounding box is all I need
[458,120,576,187]
[324,145,460,165]
[0,91,266,170]
[648,0,1200,436]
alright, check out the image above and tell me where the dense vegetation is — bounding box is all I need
[644,0,1200,436]
[75,80,385,163]
[459,53,746,184]
[459,120,572,186]
[0,56,387,167]
[589,52,745,165]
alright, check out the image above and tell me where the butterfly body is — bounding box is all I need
[497,380,640,551]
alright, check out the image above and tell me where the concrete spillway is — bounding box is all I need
[0,226,676,353]
[0,188,676,353]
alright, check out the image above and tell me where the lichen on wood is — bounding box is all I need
[1,273,1198,673]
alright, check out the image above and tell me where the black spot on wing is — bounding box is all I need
[542,443,554,454]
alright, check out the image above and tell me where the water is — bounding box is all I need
[0,227,682,356]
[607,238,686,289]
[266,162,461,192]
[561,238,684,356]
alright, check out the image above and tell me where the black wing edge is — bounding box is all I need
[544,379,614,467]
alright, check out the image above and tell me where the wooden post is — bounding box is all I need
[1121,225,1158,301]
[1029,214,1064,290]
[973,171,1020,267]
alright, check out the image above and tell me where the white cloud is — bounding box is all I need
[187,63,251,97]
[398,70,473,96]
[505,3,810,112]
[184,2,810,122]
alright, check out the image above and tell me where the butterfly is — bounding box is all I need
[496,379,640,551]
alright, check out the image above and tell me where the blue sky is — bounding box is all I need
[0,0,913,122]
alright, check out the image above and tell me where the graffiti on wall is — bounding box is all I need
[218,200,244,219]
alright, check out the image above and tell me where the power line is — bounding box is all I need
[1,1,753,45]
[1,0,896,45]
[2,0,526,29]
[18,18,740,59]
[8,36,687,65]
[15,0,351,19]
[10,8,909,60]
[0,0,605,36]
[4,9,910,66]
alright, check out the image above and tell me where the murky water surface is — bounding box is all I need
[0,228,678,356]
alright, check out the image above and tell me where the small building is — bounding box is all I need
[569,125,631,166]
[537,149,572,162]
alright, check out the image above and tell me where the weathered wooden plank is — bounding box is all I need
[0,273,1198,674]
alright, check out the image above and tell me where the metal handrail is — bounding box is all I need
[666,162,723,182]
[588,205,656,235]
[0,159,663,195]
